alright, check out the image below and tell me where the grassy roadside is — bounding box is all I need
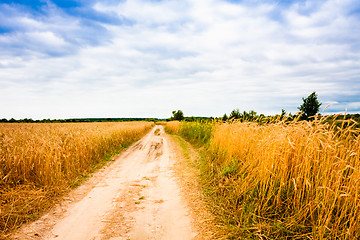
[0,122,153,239]
[166,119,360,239]
[166,124,238,239]
[167,133,224,239]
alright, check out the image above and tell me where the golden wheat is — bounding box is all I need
[0,121,153,237]
[212,119,360,237]
[169,118,360,238]
[164,121,181,134]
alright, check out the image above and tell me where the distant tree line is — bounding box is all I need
[0,118,161,123]
[3,92,359,126]
[221,92,359,127]
[169,92,360,127]
[169,110,213,122]
[221,92,319,122]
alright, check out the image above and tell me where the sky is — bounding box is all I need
[0,0,359,119]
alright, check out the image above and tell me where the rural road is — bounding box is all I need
[13,126,199,240]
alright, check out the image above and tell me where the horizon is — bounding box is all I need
[1,109,359,121]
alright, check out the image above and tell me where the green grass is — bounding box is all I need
[178,121,213,147]
[173,136,190,160]
[167,120,360,239]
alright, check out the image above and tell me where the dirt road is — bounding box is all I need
[12,126,200,240]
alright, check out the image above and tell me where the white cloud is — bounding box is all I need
[17,17,46,30]
[0,0,359,119]
[94,0,187,25]
[27,31,67,47]
[348,102,360,109]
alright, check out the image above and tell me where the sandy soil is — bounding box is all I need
[11,126,202,240]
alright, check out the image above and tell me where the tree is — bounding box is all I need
[280,109,287,120]
[172,110,184,121]
[229,109,241,119]
[222,113,228,122]
[298,92,322,120]
[248,110,257,121]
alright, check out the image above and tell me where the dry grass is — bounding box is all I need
[168,118,360,239]
[0,122,153,238]
[155,121,168,126]
[164,121,181,134]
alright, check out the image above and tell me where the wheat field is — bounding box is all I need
[0,121,153,237]
[167,117,360,239]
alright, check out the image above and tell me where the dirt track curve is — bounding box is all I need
[12,126,198,240]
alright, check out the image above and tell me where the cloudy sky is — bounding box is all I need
[0,0,359,119]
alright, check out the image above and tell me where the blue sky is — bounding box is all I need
[0,0,359,119]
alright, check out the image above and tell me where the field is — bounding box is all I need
[0,122,153,237]
[166,117,360,239]
[2,118,359,239]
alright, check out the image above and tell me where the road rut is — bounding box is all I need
[13,126,196,240]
